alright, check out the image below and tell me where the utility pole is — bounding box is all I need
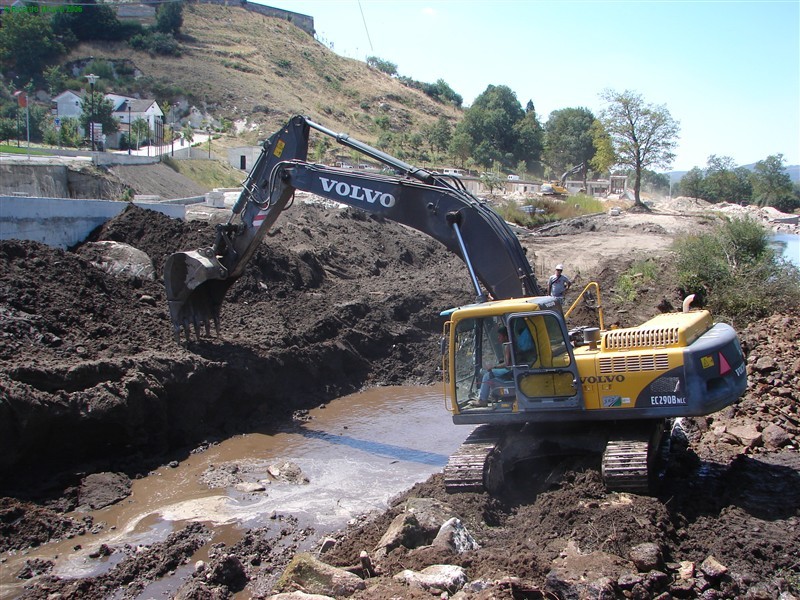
[13,90,27,154]
[85,74,99,151]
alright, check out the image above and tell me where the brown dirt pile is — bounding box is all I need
[1,203,799,599]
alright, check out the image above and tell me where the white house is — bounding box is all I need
[52,90,83,120]
[51,91,164,149]
[107,95,164,148]
[106,94,163,130]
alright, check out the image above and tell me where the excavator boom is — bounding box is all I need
[165,115,539,341]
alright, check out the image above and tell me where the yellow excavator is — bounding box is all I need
[541,162,585,197]
[165,116,747,495]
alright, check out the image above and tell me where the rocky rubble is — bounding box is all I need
[1,203,799,599]
[263,309,800,600]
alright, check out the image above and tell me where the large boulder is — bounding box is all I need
[274,553,365,597]
[393,564,467,594]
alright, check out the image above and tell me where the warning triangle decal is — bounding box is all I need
[719,352,731,375]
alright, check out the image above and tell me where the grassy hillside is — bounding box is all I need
[67,3,462,146]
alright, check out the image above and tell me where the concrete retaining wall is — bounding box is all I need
[94,153,161,166]
[0,196,186,249]
[0,164,71,198]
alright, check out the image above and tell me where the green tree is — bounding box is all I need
[44,65,67,96]
[453,85,540,170]
[129,31,181,56]
[480,171,504,195]
[639,169,670,195]
[0,11,64,80]
[0,117,16,143]
[448,131,472,168]
[589,119,615,175]
[421,79,462,107]
[424,116,452,154]
[11,101,48,144]
[751,154,798,212]
[366,56,397,76]
[599,89,679,208]
[43,115,82,148]
[131,118,151,149]
[53,0,126,41]
[514,101,544,174]
[80,91,119,138]
[182,123,194,156]
[543,107,596,179]
[702,155,752,204]
[155,1,183,35]
[679,167,704,199]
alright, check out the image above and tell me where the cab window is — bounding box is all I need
[508,314,571,368]
[452,316,505,405]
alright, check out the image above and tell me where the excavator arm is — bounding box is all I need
[165,115,539,341]
[559,162,585,187]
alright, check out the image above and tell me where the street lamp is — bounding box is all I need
[127,104,131,155]
[85,73,99,151]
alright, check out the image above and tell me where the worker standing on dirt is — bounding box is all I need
[547,264,571,304]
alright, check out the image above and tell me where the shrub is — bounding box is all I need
[673,217,800,325]
[613,259,659,303]
[129,32,181,56]
[366,56,397,76]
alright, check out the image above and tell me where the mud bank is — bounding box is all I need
[2,200,799,599]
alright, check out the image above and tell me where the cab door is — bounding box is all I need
[507,312,584,412]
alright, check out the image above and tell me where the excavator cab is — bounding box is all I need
[445,299,584,424]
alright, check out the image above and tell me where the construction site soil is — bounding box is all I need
[1,199,799,599]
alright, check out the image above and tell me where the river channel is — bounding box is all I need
[771,232,800,267]
[0,385,471,598]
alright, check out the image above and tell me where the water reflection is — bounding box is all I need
[771,232,800,267]
[0,385,471,597]
[295,426,450,466]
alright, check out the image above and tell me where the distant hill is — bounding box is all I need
[66,3,462,145]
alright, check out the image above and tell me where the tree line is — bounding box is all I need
[2,6,797,213]
[370,80,797,212]
[677,154,797,212]
[374,85,682,208]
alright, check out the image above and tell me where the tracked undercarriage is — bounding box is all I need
[444,420,671,495]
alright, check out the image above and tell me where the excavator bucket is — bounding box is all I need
[164,249,231,343]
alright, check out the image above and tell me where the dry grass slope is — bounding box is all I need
[67,3,462,144]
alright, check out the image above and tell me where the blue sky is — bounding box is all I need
[263,1,799,172]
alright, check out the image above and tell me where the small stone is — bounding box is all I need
[699,555,727,580]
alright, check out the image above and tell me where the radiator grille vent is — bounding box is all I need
[599,353,670,374]
[604,327,680,350]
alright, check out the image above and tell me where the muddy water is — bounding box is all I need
[0,385,471,597]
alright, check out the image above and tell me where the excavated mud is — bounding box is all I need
[1,203,798,599]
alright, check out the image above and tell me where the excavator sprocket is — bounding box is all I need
[601,421,669,494]
[444,425,502,493]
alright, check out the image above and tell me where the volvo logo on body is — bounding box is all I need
[580,374,626,384]
[319,177,396,207]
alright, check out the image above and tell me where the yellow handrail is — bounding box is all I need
[442,320,453,412]
[564,281,605,331]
